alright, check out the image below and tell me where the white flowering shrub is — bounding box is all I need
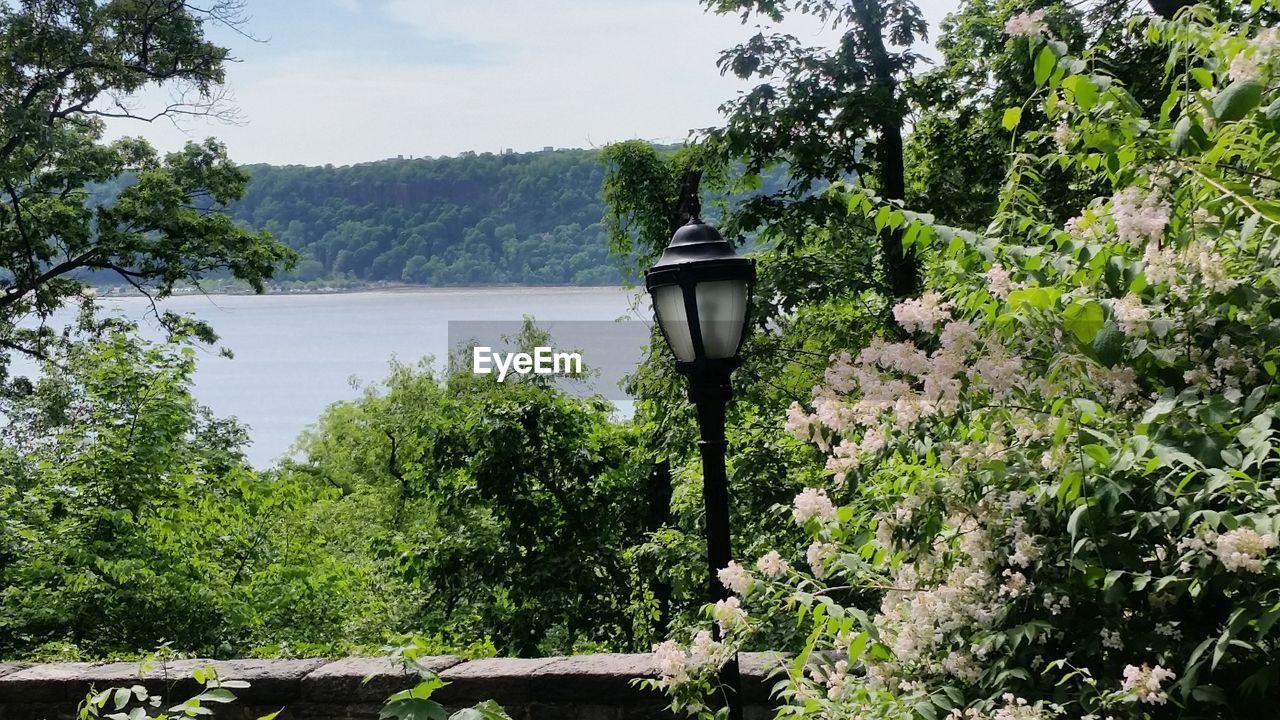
[653,3,1280,718]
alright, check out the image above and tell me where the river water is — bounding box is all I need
[18,286,649,466]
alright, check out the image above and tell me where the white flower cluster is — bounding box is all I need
[717,561,753,594]
[806,541,840,579]
[1100,628,1124,650]
[1042,592,1070,616]
[651,631,726,689]
[1155,622,1182,641]
[984,264,1015,298]
[873,517,999,685]
[787,306,1027,484]
[756,550,789,578]
[863,487,1060,690]
[1110,187,1170,245]
[712,596,748,634]
[1192,242,1239,294]
[1142,242,1179,287]
[1052,122,1076,152]
[807,659,852,701]
[793,487,837,524]
[785,402,817,443]
[1215,527,1276,573]
[1228,27,1280,82]
[1004,9,1047,38]
[1110,294,1151,336]
[1121,663,1176,705]
[946,695,1056,720]
[1007,517,1041,568]
[893,291,952,334]
[1229,52,1261,82]
[999,569,1031,599]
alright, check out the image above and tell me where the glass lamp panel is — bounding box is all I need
[695,279,748,359]
[652,283,696,362]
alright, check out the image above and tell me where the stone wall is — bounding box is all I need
[0,654,783,720]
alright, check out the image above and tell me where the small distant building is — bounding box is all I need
[542,146,554,153]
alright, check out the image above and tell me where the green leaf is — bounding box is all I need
[1034,46,1056,86]
[449,701,510,720]
[1212,80,1263,122]
[1063,74,1098,111]
[1082,444,1111,466]
[847,632,870,662]
[1171,115,1209,153]
[913,699,940,720]
[218,681,251,690]
[1002,107,1023,131]
[196,689,236,704]
[1063,299,1104,343]
[1068,504,1089,541]
[93,689,114,708]
[1103,569,1124,590]
[1141,391,1177,424]
[381,698,449,720]
[1265,97,1280,131]
[1008,286,1060,310]
[1092,322,1125,367]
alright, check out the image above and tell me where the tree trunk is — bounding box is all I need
[860,0,921,300]
[671,167,704,232]
[643,459,674,637]
[876,123,920,299]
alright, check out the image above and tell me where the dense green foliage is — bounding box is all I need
[275,329,654,657]
[8,15,1280,720]
[0,316,361,658]
[225,151,619,287]
[0,319,664,659]
[655,2,1280,719]
[596,0,1243,651]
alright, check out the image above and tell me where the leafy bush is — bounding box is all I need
[653,3,1280,718]
[279,324,653,656]
[77,666,276,720]
[0,318,393,659]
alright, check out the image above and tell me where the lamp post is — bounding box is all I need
[645,217,755,720]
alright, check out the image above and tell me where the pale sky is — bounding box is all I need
[104,0,961,167]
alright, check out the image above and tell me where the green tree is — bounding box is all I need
[703,0,929,300]
[652,2,1280,717]
[281,327,653,656]
[0,0,295,369]
[0,315,419,659]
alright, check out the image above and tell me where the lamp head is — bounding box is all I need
[644,218,755,377]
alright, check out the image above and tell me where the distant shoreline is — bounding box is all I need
[94,282,637,299]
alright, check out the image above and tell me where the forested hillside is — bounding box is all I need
[229,149,613,286]
[208,150,594,287]
[222,148,791,288]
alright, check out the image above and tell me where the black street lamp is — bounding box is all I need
[645,217,755,720]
